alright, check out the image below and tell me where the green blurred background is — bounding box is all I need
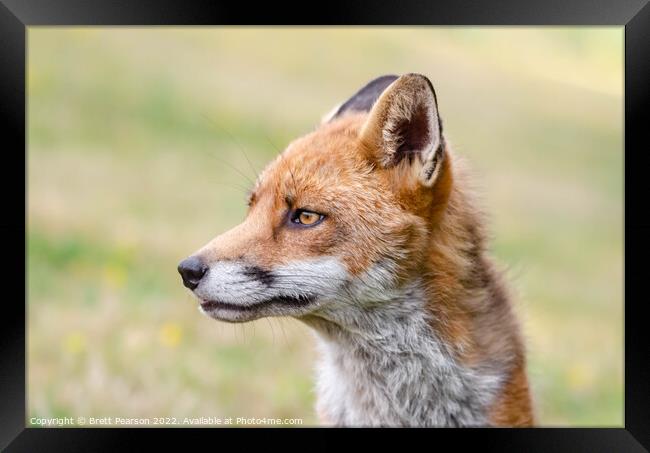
[27,28,623,426]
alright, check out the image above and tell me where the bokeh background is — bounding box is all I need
[27,28,623,426]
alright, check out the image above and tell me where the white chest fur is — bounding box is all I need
[308,283,503,427]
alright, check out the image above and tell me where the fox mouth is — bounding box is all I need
[198,294,317,321]
[184,257,349,322]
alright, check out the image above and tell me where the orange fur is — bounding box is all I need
[488,362,535,426]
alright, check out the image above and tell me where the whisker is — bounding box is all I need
[206,152,256,186]
[202,113,260,183]
[233,324,241,345]
[265,317,276,347]
[272,272,351,280]
[277,318,290,348]
[249,321,256,344]
[259,128,283,156]
[278,149,299,195]
[203,180,251,195]
[221,272,352,284]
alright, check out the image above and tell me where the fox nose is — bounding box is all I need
[178,256,208,290]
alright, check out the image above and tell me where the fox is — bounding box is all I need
[178,73,534,427]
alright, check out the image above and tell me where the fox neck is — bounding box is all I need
[301,278,503,427]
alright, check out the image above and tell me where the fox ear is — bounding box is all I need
[321,75,399,123]
[359,73,445,187]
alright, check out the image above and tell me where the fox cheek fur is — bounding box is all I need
[179,74,534,427]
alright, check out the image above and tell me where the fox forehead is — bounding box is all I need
[253,113,380,206]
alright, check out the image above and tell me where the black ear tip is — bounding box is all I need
[369,74,401,86]
[358,74,401,96]
[329,75,400,121]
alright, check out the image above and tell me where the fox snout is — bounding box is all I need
[178,246,350,323]
[178,254,275,295]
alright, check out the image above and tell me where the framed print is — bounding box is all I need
[1,0,648,450]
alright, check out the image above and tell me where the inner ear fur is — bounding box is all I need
[359,73,445,187]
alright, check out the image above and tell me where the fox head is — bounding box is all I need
[178,74,455,323]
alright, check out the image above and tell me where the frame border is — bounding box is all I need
[2,0,647,450]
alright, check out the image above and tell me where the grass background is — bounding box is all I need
[27,28,623,426]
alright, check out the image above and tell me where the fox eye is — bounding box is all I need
[291,209,325,227]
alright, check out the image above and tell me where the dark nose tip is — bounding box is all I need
[177,256,208,290]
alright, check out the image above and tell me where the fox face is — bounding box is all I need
[179,74,452,323]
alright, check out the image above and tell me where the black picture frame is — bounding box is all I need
[2,0,648,450]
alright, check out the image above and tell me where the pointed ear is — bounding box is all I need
[321,75,399,123]
[359,73,445,187]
